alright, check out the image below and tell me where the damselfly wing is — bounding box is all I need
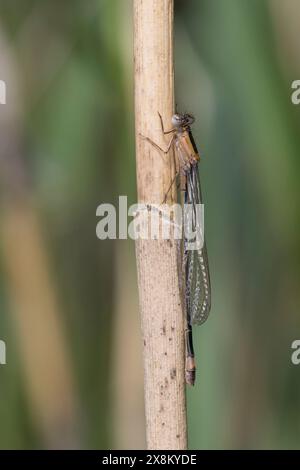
[184,165,211,326]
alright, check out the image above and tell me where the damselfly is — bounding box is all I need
[141,112,211,385]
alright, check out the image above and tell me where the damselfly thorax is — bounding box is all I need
[140,112,211,386]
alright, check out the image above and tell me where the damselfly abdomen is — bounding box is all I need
[141,112,211,385]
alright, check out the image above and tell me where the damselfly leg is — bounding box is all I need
[139,114,179,203]
[139,133,175,157]
[158,112,176,135]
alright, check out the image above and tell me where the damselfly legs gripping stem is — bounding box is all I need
[141,112,211,385]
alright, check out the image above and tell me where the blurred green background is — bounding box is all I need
[0,0,300,449]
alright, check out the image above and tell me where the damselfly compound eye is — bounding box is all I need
[184,114,195,126]
[171,114,183,127]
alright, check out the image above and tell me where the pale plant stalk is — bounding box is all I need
[134,0,188,450]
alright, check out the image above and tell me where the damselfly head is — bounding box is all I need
[171,113,195,128]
